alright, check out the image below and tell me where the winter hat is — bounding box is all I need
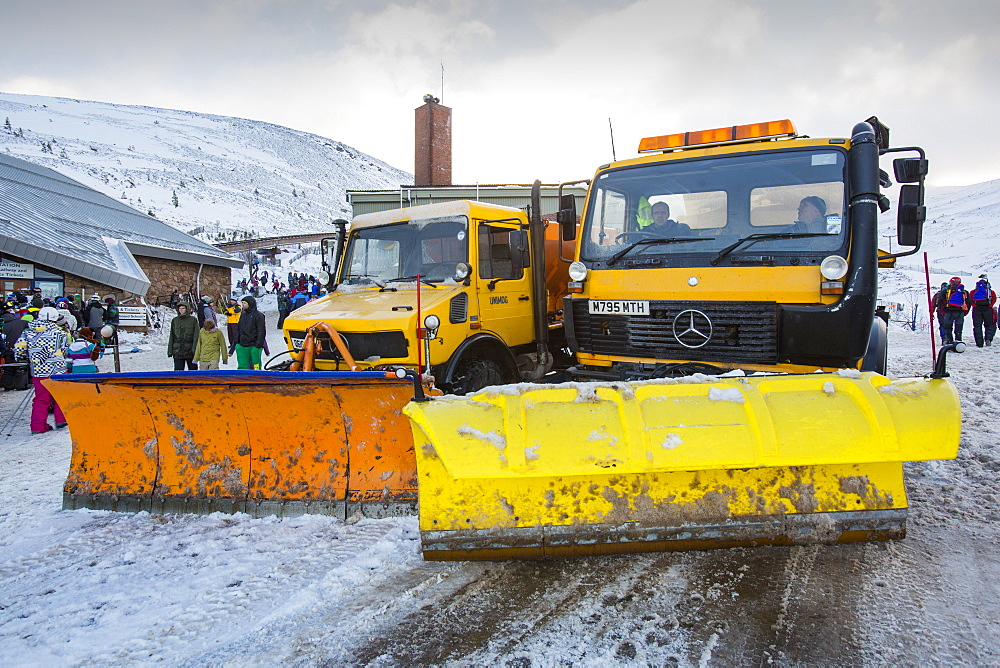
[949,276,962,284]
[37,306,60,322]
[801,196,827,217]
[30,297,44,309]
[104,297,115,304]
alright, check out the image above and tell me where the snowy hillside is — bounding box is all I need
[878,177,1000,326]
[0,92,411,242]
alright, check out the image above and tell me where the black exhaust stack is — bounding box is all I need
[530,180,551,371]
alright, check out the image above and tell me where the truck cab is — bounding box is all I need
[282,200,574,393]
[564,118,926,378]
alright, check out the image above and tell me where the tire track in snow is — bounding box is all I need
[318,553,678,665]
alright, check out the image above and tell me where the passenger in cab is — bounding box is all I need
[794,196,828,233]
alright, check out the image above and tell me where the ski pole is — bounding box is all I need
[2,386,35,438]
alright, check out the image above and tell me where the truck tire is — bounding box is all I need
[450,359,504,395]
[861,318,888,375]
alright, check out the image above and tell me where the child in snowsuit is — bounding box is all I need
[193,319,228,370]
[66,327,98,373]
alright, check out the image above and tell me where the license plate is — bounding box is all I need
[290,336,305,349]
[588,300,650,315]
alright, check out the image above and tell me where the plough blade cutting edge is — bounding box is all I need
[403,372,961,560]
[46,371,424,518]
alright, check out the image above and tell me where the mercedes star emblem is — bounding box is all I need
[672,309,713,348]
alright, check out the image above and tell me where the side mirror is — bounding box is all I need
[897,184,925,247]
[508,229,528,252]
[508,230,530,270]
[556,194,577,241]
[893,157,928,184]
[321,219,350,288]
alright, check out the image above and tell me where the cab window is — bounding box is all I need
[479,224,523,280]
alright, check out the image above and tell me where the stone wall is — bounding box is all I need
[62,258,231,306]
[134,256,232,304]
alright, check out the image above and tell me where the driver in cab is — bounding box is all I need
[645,202,692,237]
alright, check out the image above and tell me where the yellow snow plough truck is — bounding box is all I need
[404,118,963,559]
[48,117,962,563]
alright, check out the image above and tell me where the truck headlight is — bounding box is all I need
[455,263,471,280]
[820,255,848,280]
[424,314,440,330]
[568,261,588,282]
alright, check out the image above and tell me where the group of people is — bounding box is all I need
[2,291,108,434]
[166,295,266,370]
[932,275,997,348]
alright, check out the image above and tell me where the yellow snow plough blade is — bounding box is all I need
[405,372,961,560]
[47,371,428,518]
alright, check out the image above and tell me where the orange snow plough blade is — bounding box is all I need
[404,372,962,560]
[46,371,427,518]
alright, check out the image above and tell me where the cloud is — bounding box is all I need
[0,0,998,186]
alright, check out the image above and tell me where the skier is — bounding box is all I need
[932,277,970,345]
[969,275,997,347]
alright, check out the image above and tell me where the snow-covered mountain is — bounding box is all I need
[0,92,411,243]
[878,177,1000,323]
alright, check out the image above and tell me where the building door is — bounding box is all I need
[2,280,30,295]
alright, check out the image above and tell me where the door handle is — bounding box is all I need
[518,295,530,301]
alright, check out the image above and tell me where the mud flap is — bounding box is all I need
[47,371,424,518]
[404,372,961,560]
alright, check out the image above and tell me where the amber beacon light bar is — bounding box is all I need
[638,119,798,153]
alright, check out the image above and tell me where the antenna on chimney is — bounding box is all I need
[440,63,445,104]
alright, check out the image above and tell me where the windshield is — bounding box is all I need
[581,149,847,265]
[340,217,468,284]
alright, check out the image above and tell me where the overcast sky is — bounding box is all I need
[2,0,997,187]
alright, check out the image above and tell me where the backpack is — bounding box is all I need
[946,286,967,309]
[971,281,992,306]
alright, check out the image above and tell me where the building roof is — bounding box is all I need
[0,153,242,295]
[346,183,589,217]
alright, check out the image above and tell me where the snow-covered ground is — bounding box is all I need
[0,305,996,664]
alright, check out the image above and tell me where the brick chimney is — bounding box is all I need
[414,95,452,186]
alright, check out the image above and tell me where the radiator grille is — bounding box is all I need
[570,300,779,364]
[287,330,409,360]
[449,293,468,323]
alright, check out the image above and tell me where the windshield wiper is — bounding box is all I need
[346,274,387,289]
[710,233,833,266]
[388,275,439,288]
[606,237,709,267]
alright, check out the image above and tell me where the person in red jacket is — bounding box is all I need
[969,275,997,347]
[932,277,970,345]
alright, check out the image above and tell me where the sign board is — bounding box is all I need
[118,306,147,327]
[0,262,33,280]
